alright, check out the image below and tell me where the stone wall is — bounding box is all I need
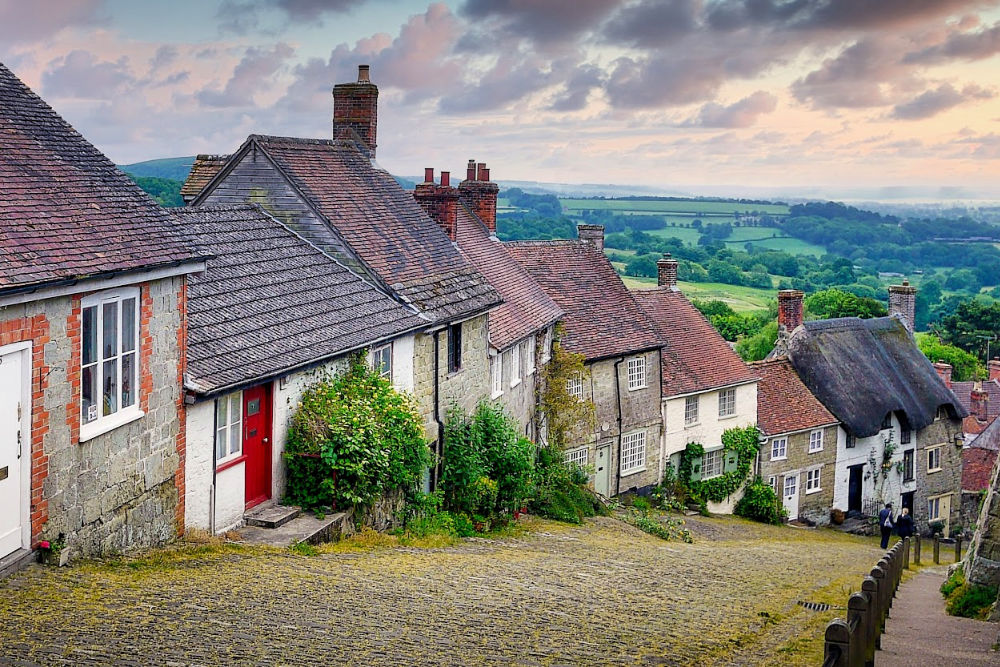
[759,424,838,525]
[914,415,963,535]
[964,448,1000,618]
[494,334,543,441]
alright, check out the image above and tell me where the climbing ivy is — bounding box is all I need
[679,425,761,504]
[539,323,596,449]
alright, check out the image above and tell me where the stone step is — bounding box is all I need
[0,548,35,581]
[244,504,301,529]
[237,510,355,548]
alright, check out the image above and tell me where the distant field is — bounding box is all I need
[725,236,827,256]
[561,198,790,216]
[644,225,827,256]
[622,277,775,312]
[646,226,703,244]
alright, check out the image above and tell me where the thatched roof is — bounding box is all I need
[787,316,967,438]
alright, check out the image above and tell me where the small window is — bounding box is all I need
[846,433,856,449]
[372,344,392,380]
[718,388,736,417]
[808,430,824,453]
[511,344,521,388]
[702,448,724,479]
[684,396,699,425]
[903,449,915,482]
[542,327,553,363]
[567,373,583,400]
[80,288,141,434]
[490,355,502,398]
[806,468,821,493]
[627,356,646,390]
[621,431,646,476]
[770,437,787,461]
[928,496,941,521]
[564,447,588,468]
[768,476,779,494]
[215,392,243,463]
[881,413,893,430]
[900,428,912,445]
[783,474,797,498]
[448,322,462,373]
[526,336,536,375]
[927,446,942,473]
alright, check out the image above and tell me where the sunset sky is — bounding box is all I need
[3,1,1000,198]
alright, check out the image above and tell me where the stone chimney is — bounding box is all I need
[458,159,500,235]
[888,280,917,334]
[777,290,805,336]
[989,358,1000,383]
[333,64,378,157]
[414,168,459,241]
[933,361,953,389]
[577,224,604,252]
[657,253,678,288]
[971,382,988,422]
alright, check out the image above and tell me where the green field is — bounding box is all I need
[561,198,790,216]
[622,278,776,312]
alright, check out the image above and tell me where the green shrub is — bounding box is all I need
[941,565,998,619]
[623,509,693,543]
[530,445,605,524]
[941,566,964,597]
[631,496,652,512]
[734,477,787,525]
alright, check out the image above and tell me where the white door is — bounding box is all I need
[594,445,610,497]
[782,473,799,521]
[0,350,25,557]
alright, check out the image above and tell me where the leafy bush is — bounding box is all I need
[946,583,998,619]
[941,566,964,598]
[734,477,787,525]
[530,445,605,524]
[624,509,693,542]
[284,356,430,511]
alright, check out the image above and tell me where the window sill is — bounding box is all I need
[510,379,521,389]
[491,390,503,400]
[620,467,646,478]
[216,454,248,474]
[628,385,647,392]
[79,408,144,443]
[770,456,787,462]
[718,413,738,420]
[805,488,822,495]
[809,448,823,454]
[684,421,701,429]
[928,468,942,474]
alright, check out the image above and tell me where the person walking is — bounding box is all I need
[896,507,914,539]
[878,502,895,549]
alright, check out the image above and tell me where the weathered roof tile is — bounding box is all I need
[749,358,838,436]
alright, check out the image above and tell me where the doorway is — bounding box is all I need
[782,473,799,521]
[594,445,610,497]
[0,344,29,558]
[243,384,273,510]
[848,464,864,513]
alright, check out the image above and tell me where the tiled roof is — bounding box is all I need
[952,379,1000,422]
[506,240,661,360]
[455,207,562,351]
[171,204,426,395]
[227,135,500,323]
[634,287,758,397]
[0,62,201,293]
[180,154,229,200]
[748,358,838,436]
[962,447,997,492]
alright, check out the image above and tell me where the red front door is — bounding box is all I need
[243,384,272,509]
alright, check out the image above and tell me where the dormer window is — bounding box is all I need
[881,413,893,430]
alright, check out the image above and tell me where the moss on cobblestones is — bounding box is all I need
[0,516,883,665]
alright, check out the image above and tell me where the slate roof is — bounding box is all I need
[454,206,562,351]
[787,317,967,438]
[0,62,201,294]
[964,416,1000,491]
[506,240,661,361]
[748,358,838,436]
[953,379,1000,422]
[633,287,757,397]
[199,135,500,324]
[180,154,229,200]
[170,204,426,396]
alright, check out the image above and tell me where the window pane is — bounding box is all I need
[121,352,136,408]
[82,365,98,423]
[102,301,118,358]
[231,394,242,424]
[102,358,118,416]
[230,423,241,455]
[82,306,97,365]
[216,428,227,460]
[217,397,228,428]
[121,297,136,353]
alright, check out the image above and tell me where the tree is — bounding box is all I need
[936,299,1000,360]
[805,288,887,320]
[736,322,778,361]
[916,334,985,381]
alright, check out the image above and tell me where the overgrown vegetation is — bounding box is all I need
[735,477,787,525]
[622,506,693,542]
[539,323,596,450]
[678,426,762,507]
[941,565,998,620]
[530,445,605,524]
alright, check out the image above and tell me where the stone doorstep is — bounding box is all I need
[244,504,302,529]
[0,548,35,581]
[236,510,355,548]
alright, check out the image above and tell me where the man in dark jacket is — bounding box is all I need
[896,507,914,538]
[878,502,894,549]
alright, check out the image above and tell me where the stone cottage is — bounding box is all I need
[414,164,563,439]
[750,358,839,524]
[170,204,426,533]
[182,66,502,488]
[507,227,664,496]
[0,62,207,569]
[633,254,759,513]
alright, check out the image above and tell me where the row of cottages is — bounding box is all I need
[760,288,967,533]
[0,62,207,566]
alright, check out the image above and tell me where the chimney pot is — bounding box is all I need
[466,159,477,182]
[933,361,953,389]
[477,162,487,181]
[481,168,490,182]
[440,171,450,187]
[989,358,1000,383]
[424,167,434,183]
[577,224,605,252]
[657,253,678,288]
[777,289,805,335]
[358,64,370,83]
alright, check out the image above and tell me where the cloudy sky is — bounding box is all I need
[3,0,1000,197]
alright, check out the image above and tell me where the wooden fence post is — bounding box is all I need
[903,536,910,569]
[848,591,871,667]
[914,533,921,565]
[871,565,887,645]
[861,577,878,664]
[933,536,940,564]
[824,619,851,667]
[955,536,962,562]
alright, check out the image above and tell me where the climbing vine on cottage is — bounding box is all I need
[679,425,761,504]
[539,323,596,449]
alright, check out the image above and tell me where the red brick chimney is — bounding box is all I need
[657,253,678,288]
[777,290,804,335]
[458,159,499,235]
[333,64,378,157]
[933,361,953,389]
[970,382,988,422]
[989,358,1000,383]
[577,224,604,252]
[414,168,459,241]
[888,280,917,334]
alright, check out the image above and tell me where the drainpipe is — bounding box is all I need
[614,356,625,497]
[658,348,665,483]
[210,397,217,535]
[433,330,446,490]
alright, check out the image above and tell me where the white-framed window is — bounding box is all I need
[372,343,392,380]
[702,448,724,479]
[768,476,779,494]
[510,344,521,388]
[80,287,141,438]
[805,468,821,493]
[215,391,243,464]
[564,447,588,468]
[718,387,736,417]
[928,496,941,521]
[526,336,536,375]
[621,431,646,476]
[490,355,503,398]
[567,373,583,399]
[542,327,553,363]
[783,474,797,498]
[684,395,699,425]
[927,445,942,473]
[809,430,824,453]
[770,437,787,461]
[627,356,646,390]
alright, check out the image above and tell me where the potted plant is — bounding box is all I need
[37,533,67,566]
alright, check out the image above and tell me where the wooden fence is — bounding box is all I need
[822,537,909,667]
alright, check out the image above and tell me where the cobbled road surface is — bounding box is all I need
[0,516,884,666]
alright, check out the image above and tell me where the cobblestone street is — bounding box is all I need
[0,516,883,666]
